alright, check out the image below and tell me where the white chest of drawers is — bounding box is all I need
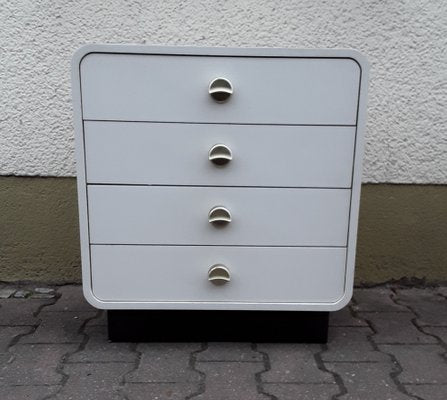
[72,45,368,324]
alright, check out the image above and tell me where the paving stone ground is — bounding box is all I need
[0,284,445,400]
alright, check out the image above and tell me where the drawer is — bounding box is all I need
[84,122,356,188]
[91,245,346,304]
[87,186,350,246]
[80,54,360,125]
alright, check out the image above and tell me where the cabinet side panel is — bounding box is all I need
[342,53,369,309]
[72,48,94,304]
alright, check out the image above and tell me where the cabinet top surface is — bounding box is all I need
[72,44,368,69]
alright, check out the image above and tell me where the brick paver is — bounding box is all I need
[0,298,53,326]
[123,382,199,400]
[325,362,411,400]
[323,326,389,362]
[195,362,268,400]
[422,326,447,343]
[67,326,137,363]
[329,306,367,327]
[379,344,447,384]
[0,385,60,400]
[45,285,94,312]
[258,344,334,383]
[353,288,409,312]
[359,311,437,344]
[0,343,77,386]
[55,362,134,400]
[126,343,202,383]
[0,285,445,400]
[20,310,97,344]
[405,384,447,400]
[0,326,32,351]
[197,342,263,362]
[85,310,107,327]
[263,383,339,400]
[394,288,447,326]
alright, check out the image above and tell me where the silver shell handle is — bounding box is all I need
[209,144,232,165]
[209,78,233,102]
[208,264,231,285]
[208,206,231,225]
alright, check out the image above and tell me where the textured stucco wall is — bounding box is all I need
[1,0,446,183]
[1,177,81,283]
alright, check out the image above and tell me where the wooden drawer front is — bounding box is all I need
[84,122,356,188]
[91,245,346,304]
[80,54,360,125]
[87,186,350,246]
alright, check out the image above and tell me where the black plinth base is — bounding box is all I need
[107,310,329,343]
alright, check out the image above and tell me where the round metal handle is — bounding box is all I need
[209,144,232,166]
[208,206,231,225]
[208,264,230,285]
[209,78,233,102]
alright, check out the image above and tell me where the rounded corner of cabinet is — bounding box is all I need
[328,287,353,312]
[343,50,369,76]
[72,44,100,71]
[82,285,108,310]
